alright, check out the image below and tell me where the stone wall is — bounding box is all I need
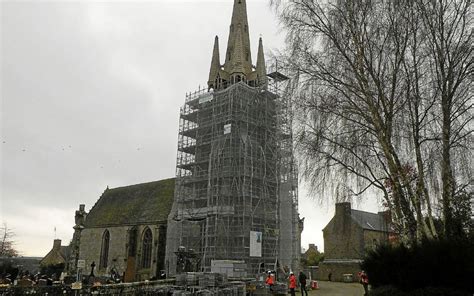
[317,260,361,282]
[363,229,389,252]
[78,224,166,281]
[79,226,127,276]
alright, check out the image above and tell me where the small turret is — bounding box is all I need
[255,37,267,87]
[208,36,221,90]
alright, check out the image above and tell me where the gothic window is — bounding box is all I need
[99,230,110,269]
[141,228,153,269]
[228,52,232,61]
[246,52,249,61]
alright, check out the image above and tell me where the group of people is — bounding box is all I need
[288,271,307,296]
[265,270,308,296]
[265,269,369,295]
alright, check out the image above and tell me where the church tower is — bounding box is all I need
[166,0,299,276]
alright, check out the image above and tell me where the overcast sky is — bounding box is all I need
[1,0,381,257]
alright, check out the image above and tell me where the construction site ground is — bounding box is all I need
[302,281,364,296]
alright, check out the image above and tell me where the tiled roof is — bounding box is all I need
[351,209,389,232]
[84,178,175,228]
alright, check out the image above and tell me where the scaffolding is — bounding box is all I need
[168,66,298,276]
[268,66,300,272]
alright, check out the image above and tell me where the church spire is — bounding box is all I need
[206,0,265,90]
[224,0,253,76]
[256,37,267,87]
[208,36,221,90]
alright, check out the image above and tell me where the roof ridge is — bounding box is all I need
[106,177,175,191]
[351,209,380,216]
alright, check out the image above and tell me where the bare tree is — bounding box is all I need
[271,0,472,241]
[0,223,19,257]
[416,0,473,238]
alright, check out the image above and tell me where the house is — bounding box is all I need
[40,239,71,275]
[318,202,394,282]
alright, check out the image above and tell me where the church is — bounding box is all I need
[69,179,174,281]
[66,0,301,281]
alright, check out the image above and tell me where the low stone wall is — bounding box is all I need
[317,260,361,282]
[0,278,247,296]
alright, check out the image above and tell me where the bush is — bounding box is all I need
[361,238,474,293]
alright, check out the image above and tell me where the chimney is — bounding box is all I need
[335,202,351,217]
[53,239,62,250]
[378,210,392,231]
[79,204,85,212]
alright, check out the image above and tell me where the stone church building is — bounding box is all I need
[318,202,395,282]
[71,178,174,282]
[68,0,301,280]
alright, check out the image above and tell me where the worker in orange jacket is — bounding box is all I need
[288,272,297,296]
[265,271,274,291]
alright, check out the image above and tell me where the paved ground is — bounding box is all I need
[301,281,365,296]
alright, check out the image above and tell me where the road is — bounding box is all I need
[302,281,365,296]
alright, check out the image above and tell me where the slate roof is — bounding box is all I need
[84,178,175,228]
[350,209,389,232]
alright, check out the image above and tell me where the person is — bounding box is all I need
[298,271,307,296]
[288,272,296,296]
[358,270,369,296]
[265,271,274,291]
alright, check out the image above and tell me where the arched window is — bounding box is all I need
[99,230,110,269]
[141,228,153,269]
